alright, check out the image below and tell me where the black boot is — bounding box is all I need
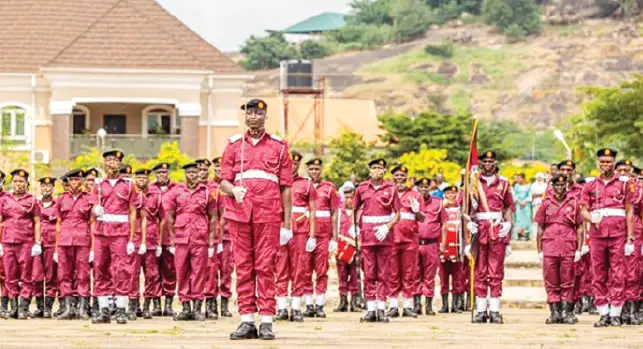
[621,301,631,324]
[593,315,610,327]
[142,298,153,319]
[205,298,216,320]
[258,323,275,340]
[290,309,304,322]
[386,307,399,318]
[334,295,348,312]
[276,309,289,321]
[628,301,641,325]
[472,311,488,324]
[90,297,98,318]
[207,298,219,320]
[413,295,422,315]
[127,299,137,321]
[78,298,90,320]
[588,297,598,315]
[174,302,192,321]
[57,297,74,320]
[0,296,9,319]
[580,296,590,313]
[464,292,471,311]
[545,303,557,324]
[360,311,377,323]
[377,309,390,323]
[230,322,258,340]
[303,304,315,317]
[151,298,162,317]
[192,300,205,321]
[163,296,175,317]
[439,294,449,313]
[24,297,33,318]
[562,301,577,324]
[454,295,464,314]
[402,307,418,318]
[32,297,44,318]
[425,297,436,316]
[43,296,54,319]
[636,301,643,322]
[17,298,30,320]
[8,298,18,319]
[91,308,111,324]
[220,297,233,317]
[349,295,361,313]
[552,302,563,324]
[574,300,582,315]
[489,311,504,324]
[315,305,326,318]
[610,315,622,326]
[115,307,128,324]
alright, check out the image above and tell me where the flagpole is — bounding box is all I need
[464,118,479,320]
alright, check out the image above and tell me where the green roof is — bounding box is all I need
[282,12,346,34]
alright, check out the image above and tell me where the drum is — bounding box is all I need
[444,220,462,262]
[337,235,356,264]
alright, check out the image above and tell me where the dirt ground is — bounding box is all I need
[0,306,641,349]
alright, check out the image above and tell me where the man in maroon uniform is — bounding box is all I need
[466,151,514,324]
[354,158,401,323]
[535,174,584,325]
[211,156,233,318]
[0,169,41,319]
[0,171,8,318]
[580,148,636,327]
[32,177,57,318]
[55,169,95,320]
[387,165,423,318]
[439,186,466,314]
[91,150,137,324]
[220,99,293,340]
[333,186,361,312]
[150,162,178,317]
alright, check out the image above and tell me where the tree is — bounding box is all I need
[300,40,331,59]
[324,131,380,186]
[348,0,394,25]
[477,120,522,162]
[378,111,471,163]
[390,0,434,42]
[396,146,462,184]
[482,0,541,36]
[240,32,300,70]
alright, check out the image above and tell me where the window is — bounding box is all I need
[72,107,89,134]
[147,109,172,135]
[0,106,27,144]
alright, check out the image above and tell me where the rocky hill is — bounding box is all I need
[247,18,643,130]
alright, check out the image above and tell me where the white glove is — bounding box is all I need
[641,244,643,255]
[126,241,135,256]
[467,221,478,235]
[590,211,602,224]
[464,244,471,257]
[0,244,4,257]
[89,251,94,263]
[217,242,224,254]
[328,240,338,253]
[208,247,215,258]
[138,243,147,255]
[348,225,359,238]
[625,242,635,256]
[93,205,105,217]
[305,237,317,252]
[498,222,512,238]
[410,198,420,213]
[538,252,543,262]
[574,250,581,263]
[231,187,247,204]
[279,228,293,246]
[31,243,42,257]
[53,252,58,263]
[374,225,390,242]
[155,246,162,258]
[169,246,176,255]
[580,244,590,256]
[505,245,512,258]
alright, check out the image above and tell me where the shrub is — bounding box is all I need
[424,41,455,58]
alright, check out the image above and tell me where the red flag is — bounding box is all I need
[464,118,479,214]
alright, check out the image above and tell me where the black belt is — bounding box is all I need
[419,238,439,245]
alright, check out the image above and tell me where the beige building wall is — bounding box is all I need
[83,103,148,134]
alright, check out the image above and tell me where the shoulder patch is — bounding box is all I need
[270,134,284,142]
[619,176,630,182]
[228,134,242,143]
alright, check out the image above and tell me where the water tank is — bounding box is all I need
[280,60,314,90]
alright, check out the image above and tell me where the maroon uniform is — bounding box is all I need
[336,205,358,297]
[417,195,444,300]
[150,180,179,305]
[389,188,422,302]
[439,205,466,298]
[32,198,58,299]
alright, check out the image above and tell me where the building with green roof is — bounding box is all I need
[281,12,346,34]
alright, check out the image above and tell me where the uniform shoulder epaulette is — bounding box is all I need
[270,134,284,143]
[619,176,630,182]
[228,134,242,143]
[585,177,595,183]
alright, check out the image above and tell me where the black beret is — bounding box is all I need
[368,158,387,167]
[103,149,124,160]
[195,159,211,167]
[119,164,132,175]
[306,158,323,166]
[390,164,408,174]
[615,159,634,168]
[551,174,568,184]
[65,168,85,179]
[416,177,431,186]
[596,148,617,157]
[558,160,576,170]
[182,162,198,170]
[152,163,170,172]
[479,151,497,160]
[10,169,29,179]
[443,185,458,193]
[38,177,56,185]
[84,168,99,177]
[240,99,267,111]
[291,151,303,162]
[212,157,222,165]
[135,168,151,176]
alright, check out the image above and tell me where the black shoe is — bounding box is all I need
[561,301,577,324]
[574,300,582,315]
[402,308,418,318]
[77,298,90,320]
[580,296,590,313]
[439,294,449,313]
[192,300,206,321]
[220,297,233,317]
[594,315,610,327]
[230,322,258,340]
[386,307,399,318]
[17,298,30,320]
[627,301,641,325]
[276,309,289,321]
[91,308,111,324]
[315,305,326,318]
[425,298,436,316]
[0,296,8,319]
[23,297,33,318]
[553,302,564,324]
[334,296,348,312]
[174,302,192,321]
[610,316,622,326]
[377,309,390,323]
[32,297,44,318]
[43,296,54,319]
[205,298,218,320]
[472,311,488,323]
[588,297,598,315]
[163,296,175,317]
[621,301,631,324]
[636,301,643,322]
[413,295,422,315]
[454,295,464,314]
[127,299,137,321]
[349,295,361,313]
[135,299,143,318]
[489,311,504,324]
[290,309,304,322]
[142,298,153,319]
[151,298,162,317]
[115,308,128,324]
[464,293,471,312]
[258,323,275,340]
[303,305,315,317]
[360,311,377,322]
[89,297,98,318]
[546,303,557,324]
[8,298,18,319]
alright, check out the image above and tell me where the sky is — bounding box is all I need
[156,0,352,52]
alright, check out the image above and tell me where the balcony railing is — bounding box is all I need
[71,134,181,159]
